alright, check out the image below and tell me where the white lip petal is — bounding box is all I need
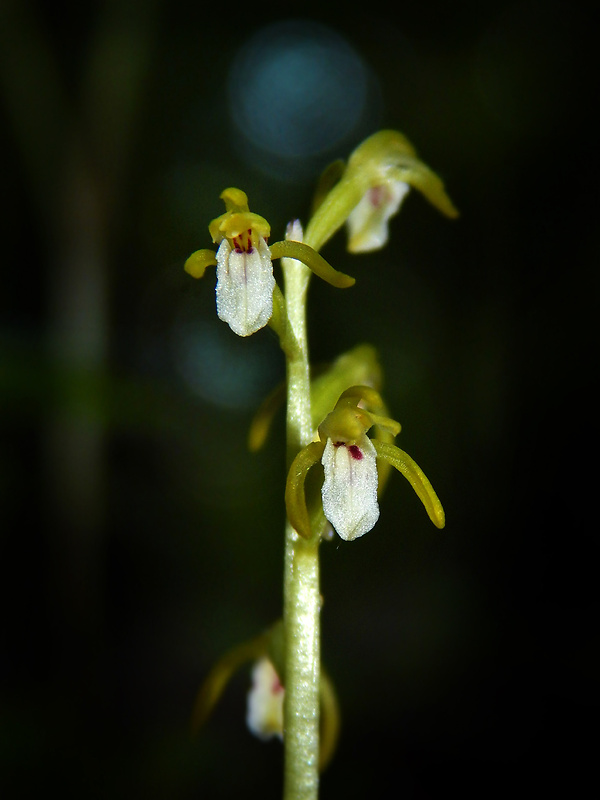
[347,181,410,253]
[321,434,380,541]
[246,657,284,741]
[216,237,275,336]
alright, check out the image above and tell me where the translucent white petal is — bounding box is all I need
[216,237,275,336]
[246,657,284,741]
[346,181,410,253]
[321,434,380,541]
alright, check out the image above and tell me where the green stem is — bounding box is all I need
[282,249,321,800]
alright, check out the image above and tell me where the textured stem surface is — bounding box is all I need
[282,251,321,800]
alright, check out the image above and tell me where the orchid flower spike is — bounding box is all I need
[184,188,355,337]
[285,386,445,541]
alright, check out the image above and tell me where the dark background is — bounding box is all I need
[1,1,596,797]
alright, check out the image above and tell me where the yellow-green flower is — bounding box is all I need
[285,386,445,541]
[185,188,355,337]
[344,130,459,253]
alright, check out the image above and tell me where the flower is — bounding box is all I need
[246,657,284,741]
[344,130,459,254]
[285,386,445,541]
[304,130,459,255]
[190,620,341,770]
[185,188,356,337]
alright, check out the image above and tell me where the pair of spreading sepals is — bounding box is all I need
[185,130,457,756]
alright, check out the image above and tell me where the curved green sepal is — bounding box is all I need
[285,440,326,539]
[311,159,346,216]
[319,666,341,772]
[190,633,268,735]
[220,186,250,212]
[388,163,459,220]
[338,384,385,409]
[372,440,445,528]
[248,379,286,452]
[184,248,217,279]
[367,412,401,437]
[347,130,458,219]
[270,240,355,289]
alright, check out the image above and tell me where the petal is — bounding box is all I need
[184,248,217,279]
[246,657,284,741]
[372,440,445,529]
[190,633,268,735]
[269,240,355,288]
[346,180,410,253]
[321,435,379,541]
[216,237,275,336]
[285,441,326,539]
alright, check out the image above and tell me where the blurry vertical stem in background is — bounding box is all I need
[0,0,159,671]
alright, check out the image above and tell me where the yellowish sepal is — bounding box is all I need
[304,129,458,253]
[220,186,250,212]
[318,400,372,444]
[210,210,271,245]
[269,240,355,289]
[319,666,341,772]
[184,248,217,279]
[247,379,286,452]
[388,162,459,220]
[311,159,345,216]
[318,385,401,443]
[190,633,268,735]
[285,440,326,539]
[371,440,445,529]
[247,346,384,455]
[310,345,383,431]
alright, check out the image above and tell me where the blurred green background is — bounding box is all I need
[1,1,596,797]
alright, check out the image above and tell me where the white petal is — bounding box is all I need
[346,181,410,253]
[246,657,284,741]
[216,237,275,336]
[321,434,379,541]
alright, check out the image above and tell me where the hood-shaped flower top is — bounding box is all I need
[285,386,445,541]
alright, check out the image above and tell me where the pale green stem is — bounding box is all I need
[282,252,321,800]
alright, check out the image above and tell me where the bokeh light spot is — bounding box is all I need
[228,20,380,180]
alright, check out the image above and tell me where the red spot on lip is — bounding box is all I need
[348,444,363,460]
[369,186,385,207]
